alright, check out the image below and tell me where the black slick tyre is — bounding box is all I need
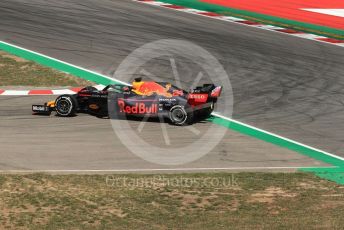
[169,105,193,125]
[55,95,78,117]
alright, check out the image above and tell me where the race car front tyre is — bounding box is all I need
[169,105,193,125]
[55,95,78,117]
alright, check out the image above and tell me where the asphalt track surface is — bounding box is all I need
[0,0,343,171]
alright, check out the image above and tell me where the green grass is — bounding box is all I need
[0,51,92,87]
[0,173,343,229]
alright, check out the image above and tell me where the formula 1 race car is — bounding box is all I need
[32,78,222,125]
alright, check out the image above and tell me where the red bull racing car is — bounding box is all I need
[32,78,222,125]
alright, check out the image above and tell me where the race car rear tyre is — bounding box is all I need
[169,105,193,125]
[55,95,78,117]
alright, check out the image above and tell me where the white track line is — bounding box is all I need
[1,90,30,95]
[0,41,130,86]
[0,85,105,96]
[0,166,338,173]
[134,0,344,165]
[213,113,344,162]
[51,89,78,95]
[0,40,343,171]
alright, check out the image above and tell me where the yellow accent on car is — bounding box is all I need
[89,104,99,110]
[46,101,55,107]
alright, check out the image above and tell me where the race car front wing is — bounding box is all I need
[32,104,54,115]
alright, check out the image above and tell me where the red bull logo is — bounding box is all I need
[118,100,158,114]
[132,81,172,97]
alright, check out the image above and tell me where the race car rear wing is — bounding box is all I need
[210,86,222,98]
[191,84,222,98]
[188,84,222,106]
